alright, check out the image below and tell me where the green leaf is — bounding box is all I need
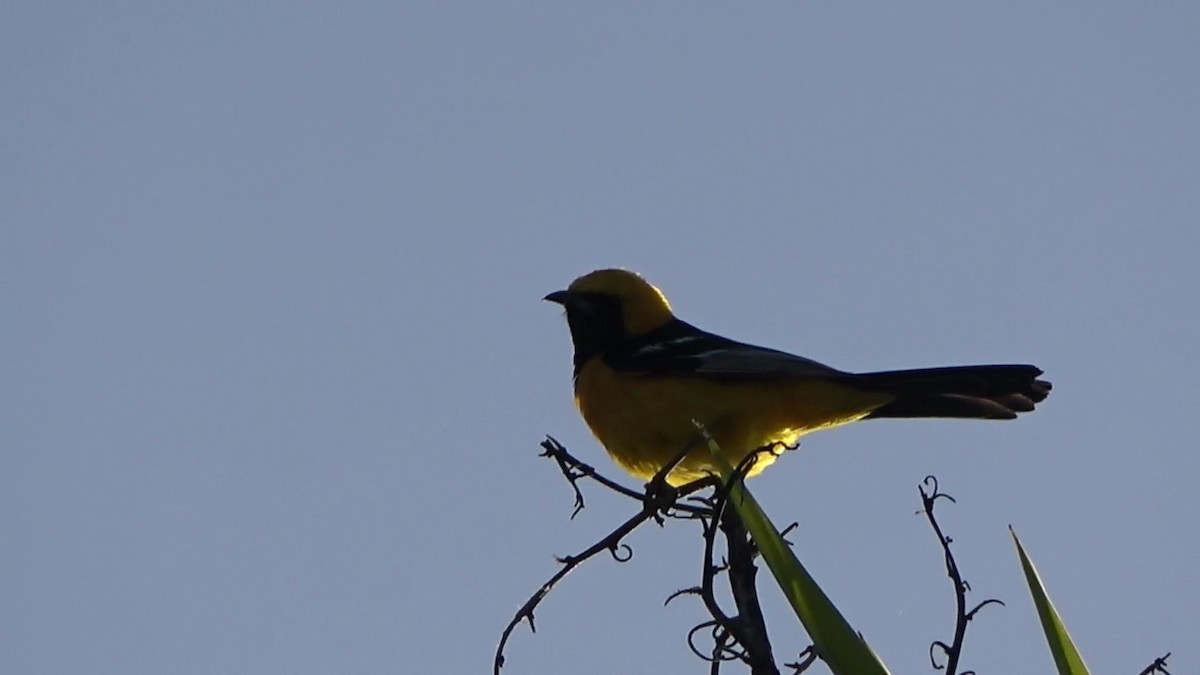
[1010,527,1090,675]
[704,438,890,675]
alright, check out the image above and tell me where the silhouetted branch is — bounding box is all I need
[539,436,642,517]
[505,442,1161,674]
[784,646,818,673]
[1138,652,1172,675]
[671,446,790,674]
[719,450,785,675]
[920,476,1004,675]
[493,501,656,674]
[538,435,711,519]
[495,437,713,674]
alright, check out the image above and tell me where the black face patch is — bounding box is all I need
[561,292,627,375]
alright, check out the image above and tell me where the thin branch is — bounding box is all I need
[539,435,711,518]
[1138,652,1172,675]
[919,476,1004,675]
[493,504,656,674]
[496,437,712,673]
[683,446,787,675]
[540,436,642,517]
[784,646,818,673]
[721,502,780,675]
[500,436,794,674]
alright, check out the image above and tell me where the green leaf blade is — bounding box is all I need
[706,441,890,675]
[1010,527,1091,675]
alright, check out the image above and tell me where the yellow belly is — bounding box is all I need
[575,359,893,485]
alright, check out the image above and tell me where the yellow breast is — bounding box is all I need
[574,359,891,485]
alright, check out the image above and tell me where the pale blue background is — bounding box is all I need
[4,4,1197,674]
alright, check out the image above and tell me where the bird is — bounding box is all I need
[545,269,1051,486]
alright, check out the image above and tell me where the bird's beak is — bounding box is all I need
[543,290,571,305]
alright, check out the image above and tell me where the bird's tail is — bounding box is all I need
[848,364,1052,420]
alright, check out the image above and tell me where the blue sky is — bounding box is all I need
[4,4,1197,674]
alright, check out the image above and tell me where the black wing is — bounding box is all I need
[605,319,845,380]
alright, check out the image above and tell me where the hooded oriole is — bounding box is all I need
[545,269,1051,485]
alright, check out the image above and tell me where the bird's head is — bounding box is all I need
[545,269,675,368]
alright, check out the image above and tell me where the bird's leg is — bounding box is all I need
[642,434,709,519]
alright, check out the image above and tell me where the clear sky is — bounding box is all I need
[4,4,1197,674]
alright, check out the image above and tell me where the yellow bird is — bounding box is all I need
[545,269,1050,485]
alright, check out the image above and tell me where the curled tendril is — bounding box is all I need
[685,620,725,662]
[929,640,952,670]
[919,475,958,509]
[609,543,633,562]
[684,621,746,666]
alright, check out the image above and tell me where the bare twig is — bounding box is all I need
[1138,652,1172,675]
[718,449,788,675]
[495,437,712,673]
[721,503,780,675]
[919,476,1004,675]
[784,646,818,673]
[500,437,798,674]
[539,436,642,517]
[539,435,711,519]
[679,445,787,674]
[493,503,657,674]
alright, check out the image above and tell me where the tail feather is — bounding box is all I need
[848,364,1051,420]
